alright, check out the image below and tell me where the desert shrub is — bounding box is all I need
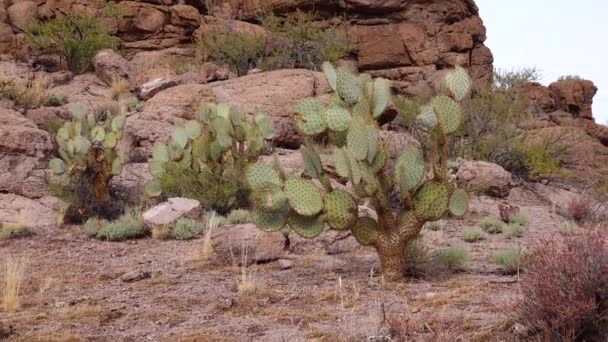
[567,195,595,224]
[404,240,430,278]
[425,220,445,231]
[558,75,583,81]
[259,10,351,71]
[518,230,608,340]
[26,15,115,74]
[0,225,34,240]
[0,74,53,108]
[462,226,484,242]
[436,246,469,272]
[93,208,145,241]
[480,216,505,234]
[494,247,525,274]
[494,67,541,89]
[508,212,528,226]
[199,29,266,76]
[172,218,204,240]
[503,223,525,238]
[226,209,250,224]
[83,217,107,237]
[47,94,68,107]
[514,139,567,181]
[558,221,576,236]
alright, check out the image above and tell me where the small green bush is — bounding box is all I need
[557,75,582,81]
[404,240,430,277]
[503,223,525,238]
[462,226,485,242]
[83,217,107,237]
[558,221,576,236]
[494,67,541,89]
[494,247,525,274]
[480,216,505,234]
[199,29,266,76]
[508,212,529,226]
[172,218,204,240]
[85,208,145,241]
[26,15,115,73]
[437,246,469,272]
[226,209,250,225]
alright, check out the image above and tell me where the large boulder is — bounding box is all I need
[142,197,202,226]
[0,109,53,158]
[0,193,58,227]
[455,160,514,198]
[7,1,37,31]
[549,79,597,120]
[92,49,136,87]
[211,223,287,266]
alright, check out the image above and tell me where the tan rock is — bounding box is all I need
[142,197,202,226]
[7,0,37,31]
[92,49,136,87]
[0,193,57,227]
[0,23,14,54]
[0,108,53,157]
[456,160,514,198]
[549,79,598,120]
[133,6,166,33]
[211,223,286,265]
[170,4,201,29]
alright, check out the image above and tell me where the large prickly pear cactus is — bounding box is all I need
[145,102,274,212]
[248,63,471,280]
[48,105,127,212]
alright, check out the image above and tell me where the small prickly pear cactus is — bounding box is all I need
[247,63,472,280]
[145,102,274,212]
[48,104,127,206]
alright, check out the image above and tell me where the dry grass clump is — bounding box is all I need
[503,223,525,238]
[0,73,53,108]
[480,216,505,234]
[494,247,526,275]
[2,256,26,312]
[83,207,145,241]
[436,246,469,272]
[566,195,595,224]
[557,221,576,236]
[0,210,34,240]
[110,76,130,99]
[462,226,485,242]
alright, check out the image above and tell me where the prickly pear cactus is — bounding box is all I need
[145,102,274,212]
[248,63,472,280]
[48,105,127,203]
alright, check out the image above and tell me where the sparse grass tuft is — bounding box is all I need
[110,76,130,99]
[480,216,505,234]
[2,256,26,312]
[503,223,525,239]
[152,225,172,240]
[508,212,529,226]
[0,73,53,108]
[567,195,594,224]
[437,246,469,272]
[462,226,485,242]
[404,240,430,277]
[226,209,250,225]
[558,221,576,236]
[425,220,445,231]
[84,208,145,241]
[172,218,204,240]
[0,224,34,240]
[494,247,525,274]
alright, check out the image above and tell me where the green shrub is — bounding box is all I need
[199,29,266,76]
[493,67,541,89]
[494,247,525,274]
[83,217,107,237]
[226,209,250,225]
[95,208,145,241]
[503,223,525,238]
[480,216,505,234]
[437,246,469,271]
[26,15,115,73]
[514,139,566,181]
[508,212,529,226]
[404,240,430,277]
[557,75,582,81]
[558,221,576,236]
[172,218,204,240]
[462,226,485,242]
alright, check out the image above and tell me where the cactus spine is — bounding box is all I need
[248,63,471,280]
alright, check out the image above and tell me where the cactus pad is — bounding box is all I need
[185,120,202,139]
[296,110,327,136]
[372,78,391,118]
[111,115,126,132]
[288,213,325,238]
[415,182,448,221]
[246,163,281,190]
[370,145,387,174]
[295,98,323,117]
[445,66,471,101]
[144,180,162,197]
[431,95,463,134]
[111,158,123,176]
[254,112,274,139]
[417,105,438,129]
[91,126,105,142]
[335,148,350,178]
[253,206,288,232]
[300,145,323,179]
[351,217,379,246]
[49,158,65,174]
[322,62,337,91]
[366,126,378,163]
[347,151,362,185]
[148,160,167,178]
[152,143,169,162]
[347,118,368,161]
[324,190,357,230]
[103,132,117,149]
[336,68,359,105]
[285,178,323,216]
[449,189,469,217]
[325,106,352,132]
[394,146,424,193]
[250,183,287,211]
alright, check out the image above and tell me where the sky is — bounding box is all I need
[476,0,608,124]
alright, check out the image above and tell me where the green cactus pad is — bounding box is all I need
[449,189,469,217]
[334,148,350,178]
[56,126,69,142]
[152,143,169,162]
[49,158,65,175]
[300,145,323,179]
[230,106,243,125]
[372,78,391,118]
[103,132,117,149]
[111,158,123,176]
[294,98,324,117]
[216,103,230,120]
[351,216,379,246]
[253,206,288,232]
[148,160,166,178]
[331,130,348,147]
[250,183,287,211]
[347,152,362,185]
[288,212,325,238]
[296,111,327,136]
[415,182,449,221]
[191,135,210,162]
[172,126,188,149]
[394,146,425,193]
[284,178,323,216]
[254,112,274,139]
[336,68,359,105]
[185,120,202,140]
[347,118,368,161]
[246,163,282,190]
[234,125,247,143]
[168,142,184,161]
[370,146,387,174]
[352,99,370,118]
[366,126,378,163]
[417,105,438,129]
[178,145,193,169]
[360,164,379,195]
[209,141,225,161]
[325,106,352,132]
[90,126,105,142]
[144,180,162,197]
[197,103,214,123]
[431,95,463,134]
[111,115,126,132]
[445,66,472,102]
[324,190,357,230]
[322,62,337,91]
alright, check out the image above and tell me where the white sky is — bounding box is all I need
[476,0,608,124]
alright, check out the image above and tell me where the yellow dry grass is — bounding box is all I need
[110,76,130,99]
[2,256,26,312]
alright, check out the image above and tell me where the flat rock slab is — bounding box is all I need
[142,197,201,226]
[211,223,287,266]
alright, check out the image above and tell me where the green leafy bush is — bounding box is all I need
[494,247,525,274]
[84,208,145,241]
[404,240,430,277]
[226,209,250,225]
[199,29,266,76]
[557,75,582,81]
[172,218,204,240]
[503,223,525,238]
[508,212,529,226]
[480,216,505,234]
[493,67,541,89]
[462,226,484,242]
[437,246,469,272]
[26,15,115,73]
